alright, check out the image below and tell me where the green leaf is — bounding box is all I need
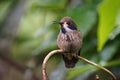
[98,0,120,51]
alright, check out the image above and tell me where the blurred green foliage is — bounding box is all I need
[98,0,120,51]
[0,0,120,80]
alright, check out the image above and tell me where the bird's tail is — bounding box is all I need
[62,50,80,68]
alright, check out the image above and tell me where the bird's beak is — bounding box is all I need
[53,21,62,24]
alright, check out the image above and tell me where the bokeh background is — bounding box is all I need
[0,0,120,80]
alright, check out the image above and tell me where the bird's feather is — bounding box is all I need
[57,16,82,68]
[57,30,82,68]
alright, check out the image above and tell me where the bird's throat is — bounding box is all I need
[61,27,66,34]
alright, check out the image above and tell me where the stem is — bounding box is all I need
[42,49,64,80]
[74,55,117,80]
[42,49,117,80]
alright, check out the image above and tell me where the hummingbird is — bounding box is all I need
[54,16,82,68]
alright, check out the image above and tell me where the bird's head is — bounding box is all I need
[54,16,77,34]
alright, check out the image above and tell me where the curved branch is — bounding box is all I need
[74,55,117,80]
[42,49,64,80]
[42,49,117,80]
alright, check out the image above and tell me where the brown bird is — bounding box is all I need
[55,16,82,68]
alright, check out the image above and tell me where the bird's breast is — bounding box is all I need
[57,30,82,53]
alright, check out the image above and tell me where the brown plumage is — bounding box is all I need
[56,16,82,68]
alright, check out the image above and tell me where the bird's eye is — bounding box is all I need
[67,22,70,25]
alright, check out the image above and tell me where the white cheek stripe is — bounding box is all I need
[63,22,68,28]
[63,22,72,31]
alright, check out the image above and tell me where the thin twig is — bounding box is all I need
[42,49,117,80]
[74,55,117,80]
[42,49,64,80]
